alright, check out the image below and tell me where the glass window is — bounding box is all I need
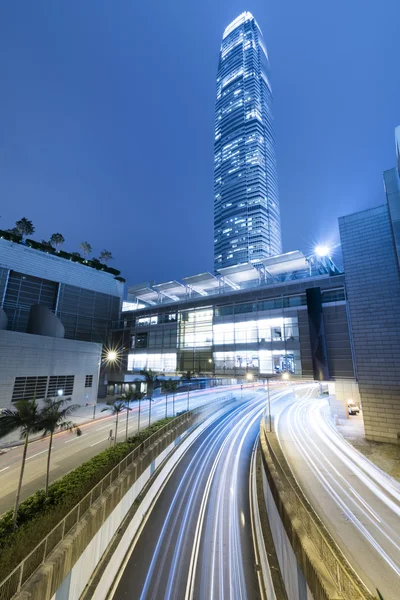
[137,316,158,326]
[321,289,345,303]
[127,353,177,372]
[215,305,234,317]
[136,332,148,349]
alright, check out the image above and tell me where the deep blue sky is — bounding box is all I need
[1,1,399,286]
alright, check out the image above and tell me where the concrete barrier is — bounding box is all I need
[259,420,375,600]
[10,395,236,600]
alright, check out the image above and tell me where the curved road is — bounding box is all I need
[276,396,400,600]
[0,386,239,515]
[112,386,298,600]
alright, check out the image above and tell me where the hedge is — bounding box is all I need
[0,417,173,581]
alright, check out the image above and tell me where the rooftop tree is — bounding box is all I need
[80,241,92,257]
[49,233,65,251]
[15,218,34,240]
[99,250,114,265]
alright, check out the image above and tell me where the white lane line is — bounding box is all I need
[65,435,84,444]
[90,439,107,447]
[27,449,47,461]
[0,466,10,473]
[96,424,112,431]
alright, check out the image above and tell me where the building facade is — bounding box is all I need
[111,272,353,391]
[0,330,101,411]
[338,130,400,444]
[0,239,123,409]
[0,238,123,343]
[214,12,281,272]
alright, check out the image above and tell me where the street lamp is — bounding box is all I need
[57,389,63,397]
[264,372,290,433]
[315,245,330,257]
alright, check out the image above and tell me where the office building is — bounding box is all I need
[110,252,351,401]
[214,12,282,272]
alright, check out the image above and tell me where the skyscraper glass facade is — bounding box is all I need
[214,12,282,272]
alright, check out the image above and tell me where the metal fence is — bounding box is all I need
[0,392,234,600]
[260,423,375,600]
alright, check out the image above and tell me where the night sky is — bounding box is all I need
[1,1,399,287]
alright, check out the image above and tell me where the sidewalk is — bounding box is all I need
[0,401,111,449]
[337,414,400,483]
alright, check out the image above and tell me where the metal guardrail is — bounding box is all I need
[0,392,234,600]
[260,422,375,600]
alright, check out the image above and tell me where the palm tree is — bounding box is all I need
[40,398,81,495]
[181,370,196,412]
[134,390,146,433]
[161,380,171,419]
[161,380,179,419]
[49,233,65,251]
[101,400,126,444]
[140,368,160,427]
[120,390,135,440]
[99,250,114,265]
[0,399,44,529]
[167,380,179,416]
[15,217,34,240]
[80,241,92,257]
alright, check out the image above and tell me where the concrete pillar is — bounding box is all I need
[328,379,360,420]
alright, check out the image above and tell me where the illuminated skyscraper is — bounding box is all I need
[214,12,282,271]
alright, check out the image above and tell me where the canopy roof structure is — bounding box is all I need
[126,250,341,309]
[182,272,220,296]
[127,284,159,305]
[217,262,260,285]
[261,251,309,276]
[153,281,190,301]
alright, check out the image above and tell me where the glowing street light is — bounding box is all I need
[315,245,330,257]
[107,350,118,362]
[282,372,290,381]
[246,373,253,381]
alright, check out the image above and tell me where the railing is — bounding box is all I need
[260,423,375,600]
[0,393,234,600]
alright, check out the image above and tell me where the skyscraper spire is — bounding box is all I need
[214,12,282,272]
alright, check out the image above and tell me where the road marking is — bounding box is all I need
[65,435,84,444]
[27,449,47,461]
[0,467,10,473]
[90,439,107,447]
[96,424,112,431]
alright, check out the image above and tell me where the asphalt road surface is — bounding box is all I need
[276,395,400,600]
[112,386,298,600]
[0,386,238,515]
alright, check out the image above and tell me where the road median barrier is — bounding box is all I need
[0,393,236,600]
[259,420,376,600]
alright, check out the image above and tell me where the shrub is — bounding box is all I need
[0,417,174,580]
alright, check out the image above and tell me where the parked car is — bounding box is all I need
[347,401,360,415]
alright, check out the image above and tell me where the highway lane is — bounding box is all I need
[0,386,240,516]
[276,396,400,600]
[112,385,303,600]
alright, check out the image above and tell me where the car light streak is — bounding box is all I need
[276,396,400,596]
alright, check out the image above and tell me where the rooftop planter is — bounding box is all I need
[0,233,122,278]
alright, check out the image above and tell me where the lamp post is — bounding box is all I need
[264,372,290,433]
